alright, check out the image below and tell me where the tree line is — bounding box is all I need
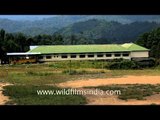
[0,29,92,60]
[136,27,160,59]
[0,29,64,60]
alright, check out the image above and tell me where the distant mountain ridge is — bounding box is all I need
[0,15,160,36]
[55,19,160,43]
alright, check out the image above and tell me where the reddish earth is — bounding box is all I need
[0,83,11,105]
[57,75,160,88]
[57,76,160,105]
[84,89,160,105]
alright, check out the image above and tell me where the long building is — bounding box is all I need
[7,43,149,63]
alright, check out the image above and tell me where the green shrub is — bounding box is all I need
[62,69,105,75]
[120,60,138,69]
[136,58,156,68]
[26,71,35,75]
[62,69,77,75]
[106,59,139,70]
[90,84,160,100]
[26,71,53,76]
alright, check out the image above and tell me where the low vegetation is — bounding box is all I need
[3,85,87,105]
[88,84,160,100]
[106,59,139,70]
[1,61,160,85]
[1,61,160,105]
[62,69,105,75]
[48,60,108,69]
[26,71,54,76]
[105,59,156,70]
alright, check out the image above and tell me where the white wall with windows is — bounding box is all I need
[37,52,131,62]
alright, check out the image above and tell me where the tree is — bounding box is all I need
[70,35,77,45]
[14,33,27,51]
[0,29,5,41]
[0,29,6,59]
[52,34,64,45]
[136,27,160,59]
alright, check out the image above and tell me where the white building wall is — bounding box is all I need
[130,51,149,58]
[38,52,131,62]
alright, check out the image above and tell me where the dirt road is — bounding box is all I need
[57,75,160,88]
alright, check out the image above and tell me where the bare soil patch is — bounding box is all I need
[57,76,160,88]
[57,76,160,105]
[0,83,12,105]
[85,92,160,105]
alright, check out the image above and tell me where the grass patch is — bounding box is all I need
[3,85,87,105]
[6,72,72,85]
[26,71,54,76]
[88,84,160,100]
[62,69,105,75]
[48,60,108,69]
[1,63,160,85]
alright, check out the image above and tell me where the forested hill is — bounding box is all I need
[55,19,160,44]
[0,15,160,36]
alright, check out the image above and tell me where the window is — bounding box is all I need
[71,55,76,58]
[122,53,129,57]
[38,56,43,59]
[46,56,52,59]
[79,55,85,58]
[88,54,94,58]
[106,54,112,57]
[61,55,68,58]
[97,54,103,57]
[114,53,121,57]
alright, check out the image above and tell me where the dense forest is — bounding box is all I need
[136,27,160,59]
[0,29,89,61]
[0,29,92,60]
[55,19,160,43]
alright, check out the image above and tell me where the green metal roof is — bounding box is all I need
[121,43,149,51]
[28,43,149,54]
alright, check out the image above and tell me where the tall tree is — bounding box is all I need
[52,34,64,45]
[0,29,6,59]
[14,33,27,51]
[136,27,160,59]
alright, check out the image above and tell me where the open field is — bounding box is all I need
[83,84,160,105]
[3,85,86,105]
[0,61,160,105]
[57,76,160,88]
[1,62,160,85]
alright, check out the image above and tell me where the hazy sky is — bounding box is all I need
[0,15,56,21]
[0,15,159,22]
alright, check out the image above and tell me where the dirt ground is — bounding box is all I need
[83,89,160,105]
[1,75,160,105]
[57,75,160,88]
[0,83,11,105]
[57,75,160,105]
